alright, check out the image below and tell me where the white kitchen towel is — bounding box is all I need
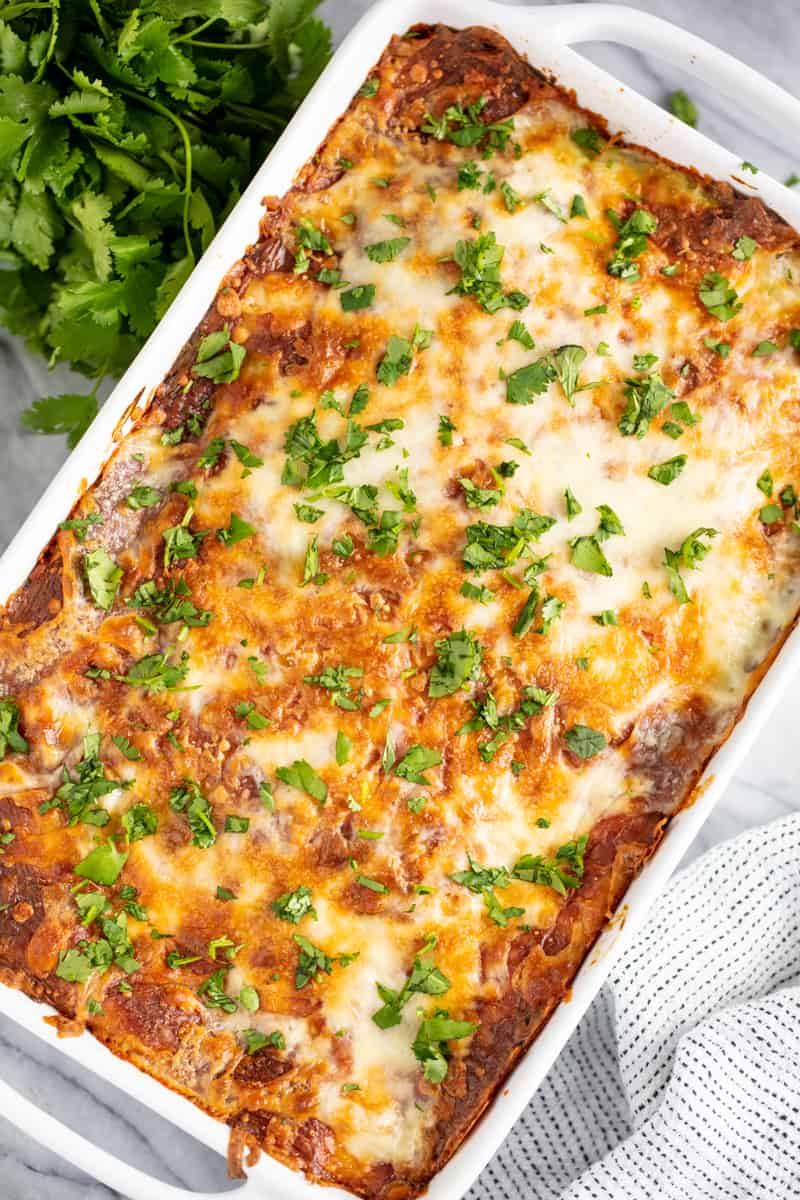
[470,813,800,1200]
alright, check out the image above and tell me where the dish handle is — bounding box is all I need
[505,2,800,134]
[0,1076,263,1200]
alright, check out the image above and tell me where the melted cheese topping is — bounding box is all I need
[2,26,800,1197]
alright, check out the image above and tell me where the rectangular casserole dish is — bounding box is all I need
[1,4,800,1199]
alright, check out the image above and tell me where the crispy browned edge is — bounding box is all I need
[1,22,798,1200]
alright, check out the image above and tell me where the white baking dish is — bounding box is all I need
[1,3,799,1197]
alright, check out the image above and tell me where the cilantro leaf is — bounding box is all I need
[619,370,675,438]
[569,535,612,576]
[648,454,687,485]
[74,839,128,886]
[429,629,484,697]
[563,725,606,759]
[607,208,658,281]
[365,237,411,263]
[394,745,442,785]
[122,802,158,843]
[84,547,123,611]
[372,951,451,1029]
[698,271,742,321]
[6,3,332,444]
[422,95,514,157]
[276,759,328,804]
[411,1011,478,1083]
[193,327,246,384]
[663,527,717,604]
[668,90,699,127]
[169,778,215,849]
[0,699,27,759]
[341,284,375,311]
[571,127,605,156]
[21,392,98,448]
[450,231,527,314]
[272,885,316,925]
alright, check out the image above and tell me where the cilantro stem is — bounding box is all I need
[117,87,195,265]
[224,101,286,130]
[182,39,272,51]
[33,0,59,82]
[0,3,52,15]
[171,16,218,44]
[88,0,112,41]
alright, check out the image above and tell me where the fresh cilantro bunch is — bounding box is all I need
[0,0,332,446]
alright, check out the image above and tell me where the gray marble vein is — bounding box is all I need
[0,1,798,1196]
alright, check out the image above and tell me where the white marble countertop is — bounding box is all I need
[0,0,798,1195]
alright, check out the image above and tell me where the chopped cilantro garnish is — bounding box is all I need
[127,577,211,627]
[505,345,590,407]
[336,730,352,765]
[565,488,582,520]
[84,548,123,611]
[394,745,442,785]
[126,485,160,510]
[365,237,411,263]
[293,219,333,275]
[663,527,718,603]
[459,478,502,510]
[276,759,328,804]
[376,326,431,386]
[293,933,356,989]
[571,127,605,156]
[757,469,774,497]
[698,272,742,321]
[704,337,731,358]
[429,630,484,697]
[39,733,123,826]
[170,778,215,848]
[341,284,375,311]
[500,180,522,213]
[111,735,141,762]
[619,370,675,438]
[563,725,606,759]
[122,802,158,843]
[463,510,556,571]
[198,437,225,469]
[272,885,316,925]
[163,511,207,569]
[74,839,128,886]
[648,454,687,485]
[192,327,246,384]
[534,188,567,223]
[411,1011,479,1084]
[230,439,263,476]
[607,208,658,281]
[59,512,103,542]
[449,232,528,314]
[732,235,758,261]
[438,414,456,445]
[0,700,27,760]
[373,950,450,1029]
[304,664,363,710]
[422,95,514,158]
[457,685,557,762]
[217,512,256,546]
